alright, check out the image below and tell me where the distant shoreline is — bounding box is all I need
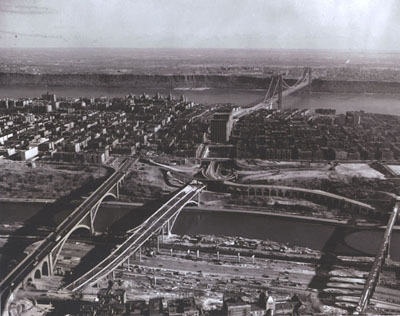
[1,73,400,94]
[0,197,56,204]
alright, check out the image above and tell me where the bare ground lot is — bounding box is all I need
[233,160,399,204]
[120,161,175,202]
[0,160,108,200]
[236,161,385,183]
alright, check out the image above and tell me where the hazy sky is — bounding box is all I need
[1,0,400,50]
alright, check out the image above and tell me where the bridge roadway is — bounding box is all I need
[143,158,197,184]
[233,72,310,119]
[65,181,205,292]
[201,160,235,182]
[0,159,132,315]
[354,199,400,315]
[202,161,222,180]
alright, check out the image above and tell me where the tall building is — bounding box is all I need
[42,91,57,103]
[210,108,233,143]
[345,111,361,125]
[0,99,9,109]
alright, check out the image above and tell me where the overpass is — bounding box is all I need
[195,143,210,161]
[187,158,382,219]
[201,160,236,182]
[353,199,400,315]
[143,158,198,184]
[0,159,132,316]
[64,181,205,292]
[233,67,312,119]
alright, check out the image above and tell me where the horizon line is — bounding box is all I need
[1,47,400,54]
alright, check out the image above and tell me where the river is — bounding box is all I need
[0,202,399,261]
[1,87,400,262]
[1,86,400,115]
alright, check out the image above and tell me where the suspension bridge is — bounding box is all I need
[233,67,312,119]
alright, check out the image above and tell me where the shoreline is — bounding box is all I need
[2,74,400,94]
[1,199,398,231]
[2,84,400,95]
[2,85,400,96]
[183,206,400,231]
[0,197,56,203]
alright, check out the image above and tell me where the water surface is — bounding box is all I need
[1,202,399,261]
[1,86,400,115]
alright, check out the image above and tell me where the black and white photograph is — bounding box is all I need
[1,1,400,315]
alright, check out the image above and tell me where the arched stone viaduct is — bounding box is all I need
[225,181,383,219]
[22,178,122,289]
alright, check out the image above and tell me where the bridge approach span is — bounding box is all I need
[354,200,400,314]
[233,68,312,119]
[65,181,205,292]
[0,159,132,316]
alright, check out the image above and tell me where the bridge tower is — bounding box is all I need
[258,67,313,112]
[264,75,282,110]
[277,75,283,110]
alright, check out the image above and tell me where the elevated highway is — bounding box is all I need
[0,159,132,316]
[64,181,205,292]
[354,199,400,315]
[233,68,312,119]
[201,160,236,182]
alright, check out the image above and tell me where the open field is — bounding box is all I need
[119,161,175,202]
[0,160,108,200]
[237,161,385,184]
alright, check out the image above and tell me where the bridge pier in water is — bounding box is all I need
[0,160,133,316]
[61,182,205,293]
[0,180,204,311]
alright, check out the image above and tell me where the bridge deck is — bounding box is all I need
[233,72,310,119]
[202,160,235,181]
[354,201,400,314]
[65,182,204,292]
[0,159,132,309]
